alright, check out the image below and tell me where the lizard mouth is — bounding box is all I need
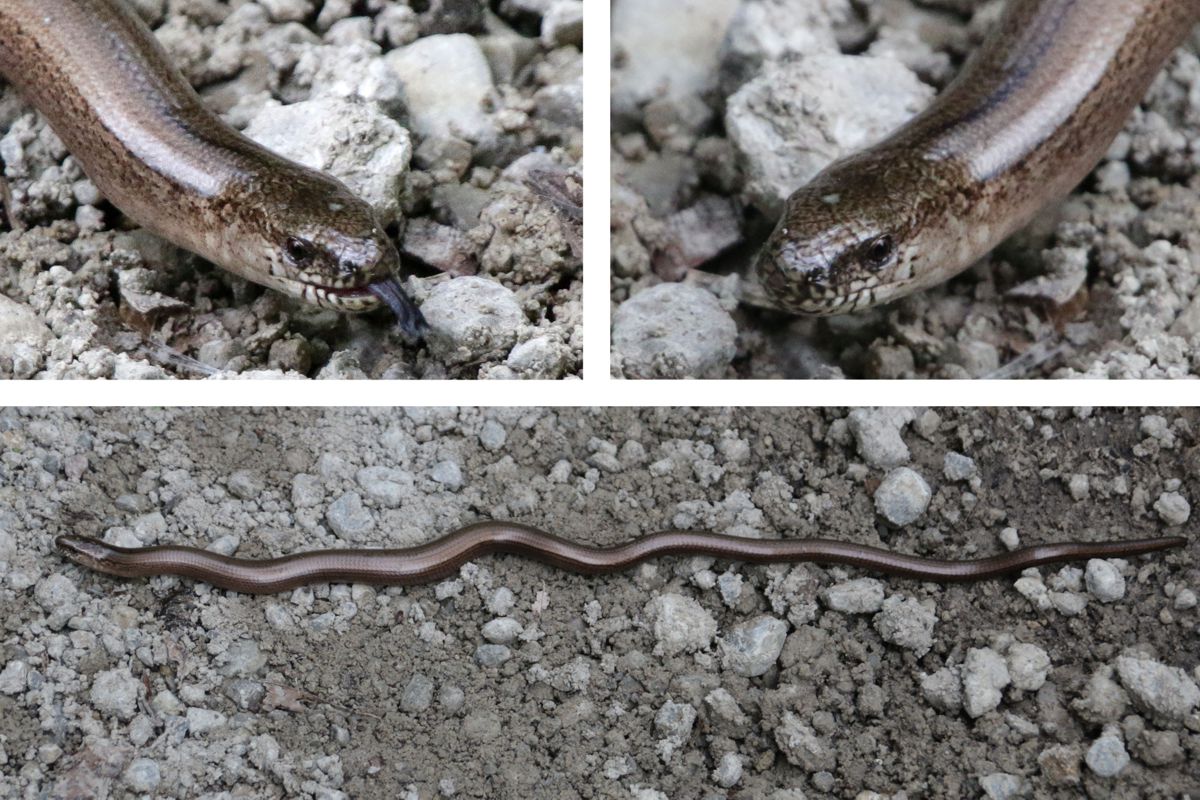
[367,277,428,339]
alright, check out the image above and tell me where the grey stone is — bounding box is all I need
[475,644,512,667]
[962,647,1012,718]
[386,35,497,146]
[431,460,463,490]
[224,679,266,711]
[227,470,263,500]
[820,578,885,614]
[123,758,161,792]
[943,452,977,482]
[873,595,936,657]
[921,667,962,713]
[401,673,435,713]
[611,0,739,115]
[774,711,835,772]
[712,752,742,787]
[90,668,141,720]
[1085,729,1129,778]
[326,492,375,541]
[186,707,227,735]
[1085,560,1126,603]
[847,408,914,468]
[422,277,525,363]
[719,615,788,677]
[726,55,932,217]
[1007,643,1051,691]
[874,468,932,525]
[245,97,412,226]
[1153,492,1191,526]
[1115,653,1200,722]
[481,617,522,645]
[612,283,737,379]
[980,773,1024,800]
[646,593,717,655]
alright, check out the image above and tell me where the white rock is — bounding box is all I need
[186,707,228,735]
[774,711,835,772]
[541,0,583,48]
[326,492,375,541]
[123,758,161,792]
[980,773,1024,800]
[0,660,29,695]
[1085,728,1129,778]
[387,35,497,146]
[91,668,141,720]
[422,277,525,364]
[920,667,962,713]
[645,594,717,655]
[720,0,843,90]
[611,0,740,115]
[481,617,522,645]
[612,284,737,379]
[1084,560,1125,603]
[943,452,977,482]
[1115,653,1200,722]
[962,647,1011,718]
[873,595,935,657]
[719,616,788,677]
[726,55,933,217]
[654,700,696,762]
[1153,492,1191,526]
[847,408,914,468]
[1007,643,1051,691]
[820,578,885,614]
[0,295,52,379]
[245,97,412,226]
[874,468,932,525]
[713,752,743,788]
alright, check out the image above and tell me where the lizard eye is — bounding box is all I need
[861,235,895,270]
[285,236,316,266]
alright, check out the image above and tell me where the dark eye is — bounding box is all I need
[285,237,316,265]
[861,235,895,270]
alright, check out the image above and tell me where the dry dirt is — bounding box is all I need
[1,407,1196,798]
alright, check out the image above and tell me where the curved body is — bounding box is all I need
[757,0,1200,315]
[56,523,1185,595]
[0,0,424,333]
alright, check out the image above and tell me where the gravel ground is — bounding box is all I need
[2,407,1197,798]
[0,0,582,380]
[610,0,1200,379]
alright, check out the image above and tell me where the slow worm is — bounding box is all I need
[55,525,1186,595]
[756,0,1200,315]
[0,0,426,335]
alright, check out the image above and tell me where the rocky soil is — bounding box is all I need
[1,407,1196,798]
[0,0,582,380]
[610,0,1200,379]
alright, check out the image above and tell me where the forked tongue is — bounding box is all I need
[368,277,428,339]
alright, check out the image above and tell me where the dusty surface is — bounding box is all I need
[2,407,1197,798]
[610,0,1200,379]
[0,0,582,380]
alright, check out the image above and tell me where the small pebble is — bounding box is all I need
[943,452,976,482]
[1153,492,1191,526]
[1085,728,1129,778]
[1085,560,1125,603]
[962,647,1011,718]
[474,644,512,667]
[123,758,161,792]
[874,467,932,525]
[820,578,885,614]
[719,615,788,677]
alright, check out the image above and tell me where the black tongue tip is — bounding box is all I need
[368,278,428,340]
